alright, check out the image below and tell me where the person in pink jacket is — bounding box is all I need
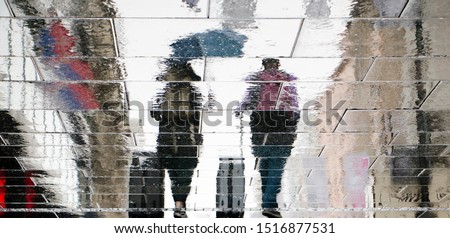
[239,58,300,218]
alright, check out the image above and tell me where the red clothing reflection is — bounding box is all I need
[39,20,100,109]
[0,170,37,217]
[0,170,5,216]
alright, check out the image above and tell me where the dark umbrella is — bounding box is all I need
[192,29,247,57]
[166,29,247,67]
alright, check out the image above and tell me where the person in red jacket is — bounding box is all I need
[239,58,300,218]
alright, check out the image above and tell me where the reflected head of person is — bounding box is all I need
[262,58,281,70]
[158,60,201,82]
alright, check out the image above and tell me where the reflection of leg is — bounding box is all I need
[259,156,287,209]
[164,157,197,218]
[164,157,198,203]
[251,111,298,218]
[158,113,201,218]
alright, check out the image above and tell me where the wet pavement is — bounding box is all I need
[0,0,449,218]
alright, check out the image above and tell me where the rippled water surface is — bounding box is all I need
[0,0,449,218]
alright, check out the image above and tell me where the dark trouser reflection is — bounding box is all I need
[157,111,202,218]
[129,153,165,218]
[250,111,298,217]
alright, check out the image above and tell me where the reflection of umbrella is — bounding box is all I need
[193,29,247,57]
[168,29,247,66]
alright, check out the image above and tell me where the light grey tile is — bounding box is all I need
[401,0,450,18]
[364,58,450,81]
[209,0,302,18]
[0,57,42,81]
[0,18,116,57]
[294,19,450,57]
[8,0,207,17]
[0,0,11,16]
[420,82,450,110]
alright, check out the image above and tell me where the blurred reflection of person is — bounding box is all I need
[150,19,245,217]
[182,0,200,11]
[151,60,203,218]
[183,0,199,7]
[239,58,300,218]
[10,1,128,217]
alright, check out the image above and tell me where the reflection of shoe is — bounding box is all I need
[174,209,188,218]
[262,209,282,218]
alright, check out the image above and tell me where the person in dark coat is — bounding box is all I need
[151,28,245,218]
[151,61,203,218]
